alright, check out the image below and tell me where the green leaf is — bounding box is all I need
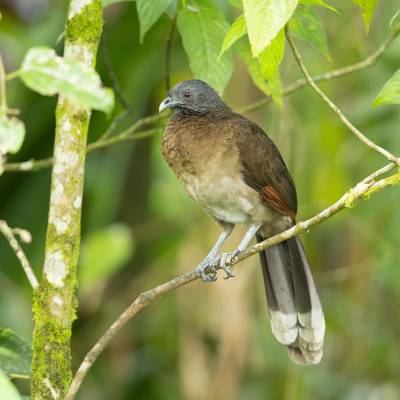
[373,69,400,107]
[290,5,330,60]
[166,0,178,18]
[79,224,135,290]
[236,40,270,96]
[20,47,114,113]
[352,0,378,32]
[299,0,338,13]
[229,0,243,9]
[0,370,21,400]
[0,328,32,378]
[243,0,298,56]
[266,69,282,106]
[259,29,285,80]
[177,0,234,94]
[102,0,134,6]
[136,0,171,42]
[0,115,25,156]
[220,14,246,57]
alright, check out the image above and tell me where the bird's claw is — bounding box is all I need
[195,256,219,283]
[219,250,240,280]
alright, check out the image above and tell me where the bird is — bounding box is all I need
[159,79,325,365]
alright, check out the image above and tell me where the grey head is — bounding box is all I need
[159,80,228,114]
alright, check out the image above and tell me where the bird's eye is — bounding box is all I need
[183,91,192,99]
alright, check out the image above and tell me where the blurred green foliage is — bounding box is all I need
[0,0,400,399]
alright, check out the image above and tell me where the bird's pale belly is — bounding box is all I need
[179,171,270,225]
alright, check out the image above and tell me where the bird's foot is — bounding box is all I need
[219,250,241,280]
[195,255,219,283]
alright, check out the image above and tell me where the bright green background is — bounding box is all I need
[0,1,400,399]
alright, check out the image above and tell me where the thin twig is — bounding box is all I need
[5,70,20,81]
[101,37,133,114]
[240,25,400,114]
[165,17,176,91]
[98,110,128,140]
[3,123,165,173]
[0,220,38,290]
[285,26,400,166]
[65,164,400,400]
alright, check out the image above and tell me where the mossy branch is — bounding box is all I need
[31,1,103,399]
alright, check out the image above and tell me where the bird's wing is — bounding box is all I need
[230,114,298,221]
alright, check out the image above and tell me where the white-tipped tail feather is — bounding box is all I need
[257,235,325,365]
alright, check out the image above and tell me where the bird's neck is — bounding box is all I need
[174,106,232,120]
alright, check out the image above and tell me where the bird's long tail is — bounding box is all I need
[256,234,325,365]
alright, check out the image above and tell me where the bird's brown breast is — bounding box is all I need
[161,111,274,225]
[162,112,233,175]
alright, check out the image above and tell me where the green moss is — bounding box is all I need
[66,0,103,61]
[31,2,104,398]
[362,170,400,199]
[32,282,74,399]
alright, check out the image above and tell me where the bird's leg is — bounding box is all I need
[196,222,234,283]
[219,223,262,279]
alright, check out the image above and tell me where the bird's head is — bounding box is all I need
[159,80,228,114]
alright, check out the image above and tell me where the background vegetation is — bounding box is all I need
[0,0,399,399]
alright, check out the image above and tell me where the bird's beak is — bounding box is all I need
[159,96,178,112]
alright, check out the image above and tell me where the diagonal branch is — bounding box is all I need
[65,163,400,400]
[285,26,400,167]
[3,127,163,173]
[240,24,400,113]
[0,220,38,290]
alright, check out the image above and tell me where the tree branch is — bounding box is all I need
[4,27,400,175]
[240,25,400,114]
[65,163,399,400]
[31,1,104,398]
[0,220,38,290]
[285,26,400,166]
[100,37,133,115]
[3,125,164,173]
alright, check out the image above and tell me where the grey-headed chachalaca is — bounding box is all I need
[159,79,324,365]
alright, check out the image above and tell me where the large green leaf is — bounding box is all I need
[220,14,246,57]
[373,69,400,107]
[0,370,21,400]
[299,0,338,13]
[352,0,378,32]
[20,47,114,113]
[258,29,285,80]
[290,5,330,60]
[0,115,25,156]
[79,224,135,290]
[136,0,171,42]
[177,0,233,93]
[243,0,298,56]
[0,328,31,378]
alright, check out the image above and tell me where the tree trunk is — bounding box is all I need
[31,1,103,398]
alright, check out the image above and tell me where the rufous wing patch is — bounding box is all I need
[261,185,296,223]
